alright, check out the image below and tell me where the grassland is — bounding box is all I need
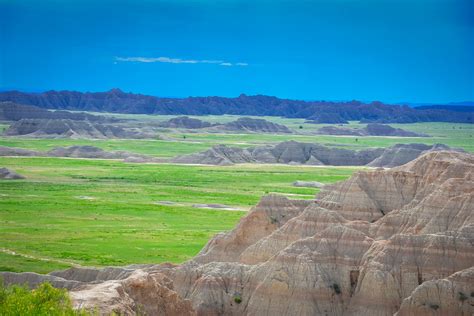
[0,115,472,274]
[1,119,472,156]
[0,156,357,273]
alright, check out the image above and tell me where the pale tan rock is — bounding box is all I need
[194,194,310,264]
[396,267,474,316]
[71,270,196,315]
[239,204,350,264]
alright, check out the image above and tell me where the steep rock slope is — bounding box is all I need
[167,151,474,316]
[172,141,461,167]
[367,143,456,167]
[2,151,473,315]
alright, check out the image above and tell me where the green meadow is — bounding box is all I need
[0,117,472,274]
[0,156,357,273]
[1,120,472,156]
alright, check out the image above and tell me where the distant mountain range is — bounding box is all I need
[0,89,472,123]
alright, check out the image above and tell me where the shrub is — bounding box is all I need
[429,304,439,310]
[331,283,341,295]
[0,280,90,315]
[269,216,278,224]
[233,294,242,304]
[458,292,468,302]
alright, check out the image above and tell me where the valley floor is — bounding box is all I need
[0,156,356,273]
[0,117,472,274]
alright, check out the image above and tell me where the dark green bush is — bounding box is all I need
[331,283,341,295]
[233,294,242,304]
[458,291,468,302]
[429,304,439,310]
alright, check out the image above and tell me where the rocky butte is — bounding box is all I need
[2,151,473,315]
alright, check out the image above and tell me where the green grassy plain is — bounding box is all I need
[0,157,357,273]
[1,120,472,155]
[0,116,472,274]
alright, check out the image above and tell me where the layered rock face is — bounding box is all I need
[4,119,151,139]
[159,116,212,129]
[317,124,428,137]
[214,117,292,134]
[172,141,461,167]
[2,151,473,315]
[172,141,382,166]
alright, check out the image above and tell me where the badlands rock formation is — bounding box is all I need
[47,146,161,162]
[306,112,349,124]
[2,89,473,123]
[172,141,383,166]
[213,117,292,134]
[159,116,212,129]
[0,145,163,163]
[364,123,428,137]
[2,151,473,315]
[0,167,25,179]
[367,143,456,168]
[172,141,461,167]
[317,123,428,137]
[4,119,151,139]
[0,101,107,122]
[0,146,41,157]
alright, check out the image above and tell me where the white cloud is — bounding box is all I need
[115,56,248,67]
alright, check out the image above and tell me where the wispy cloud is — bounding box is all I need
[115,56,248,67]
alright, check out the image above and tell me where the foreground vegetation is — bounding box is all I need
[0,157,357,273]
[0,281,89,316]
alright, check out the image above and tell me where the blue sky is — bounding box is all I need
[1,0,473,103]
